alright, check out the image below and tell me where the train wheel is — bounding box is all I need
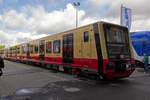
[97,74,107,81]
[46,64,51,69]
[40,63,46,68]
[64,67,70,74]
[26,61,29,65]
[51,64,59,73]
[72,68,81,76]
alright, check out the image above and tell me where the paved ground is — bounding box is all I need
[0,60,150,100]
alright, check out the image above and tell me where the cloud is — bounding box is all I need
[0,30,47,47]
[89,0,107,6]
[1,3,97,33]
[26,4,97,34]
[48,0,59,3]
[2,10,28,30]
[0,3,97,46]
[88,0,150,31]
[1,0,150,46]
[0,0,3,4]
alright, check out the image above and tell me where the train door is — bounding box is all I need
[39,40,45,60]
[26,43,30,58]
[15,47,17,58]
[63,34,73,63]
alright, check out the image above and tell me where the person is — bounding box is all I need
[143,53,149,73]
[0,56,4,76]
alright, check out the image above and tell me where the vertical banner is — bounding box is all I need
[121,5,132,31]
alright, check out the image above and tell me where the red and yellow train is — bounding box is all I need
[0,22,135,80]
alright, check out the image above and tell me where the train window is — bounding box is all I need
[17,47,20,54]
[22,46,26,54]
[106,28,126,43]
[53,40,61,53]
[34,45,38,53]
[30,45,34,53]
[84,31,89,42]
[46,41,52,53]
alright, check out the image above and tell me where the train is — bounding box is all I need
[0,21,135,80]
[130,31,150,67]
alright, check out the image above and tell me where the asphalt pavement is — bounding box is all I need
[0,60,150,100]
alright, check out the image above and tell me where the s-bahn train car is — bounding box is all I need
[7,46,18,61]
[0,48,7,58]
[130,31,150,67]
[3,22,135,80]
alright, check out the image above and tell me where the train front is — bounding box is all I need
[101,23,135,80]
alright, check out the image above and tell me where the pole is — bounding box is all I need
[120,4,123,25]
[76,6,78,28]
[73,2,80,28]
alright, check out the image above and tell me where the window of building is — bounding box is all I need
[84,31,89,42]
[53,40,61,53]
[46,41,52,53]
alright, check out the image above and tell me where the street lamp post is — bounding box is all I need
[73,2,80,28]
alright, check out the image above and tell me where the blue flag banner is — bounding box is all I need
[121,5,132,30]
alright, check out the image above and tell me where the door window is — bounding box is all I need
[83,31,89,42]
[46,41,52,53]
[34,45,38,54]
[53,40,61,53]
[39,40,45,55]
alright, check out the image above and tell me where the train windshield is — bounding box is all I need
[104,24,131,60]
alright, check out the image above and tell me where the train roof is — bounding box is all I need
[7,21,128,48]
[30,21,122,41]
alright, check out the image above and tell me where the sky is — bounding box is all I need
[0,0,150,46]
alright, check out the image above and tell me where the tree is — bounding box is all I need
[0,45,5,49]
